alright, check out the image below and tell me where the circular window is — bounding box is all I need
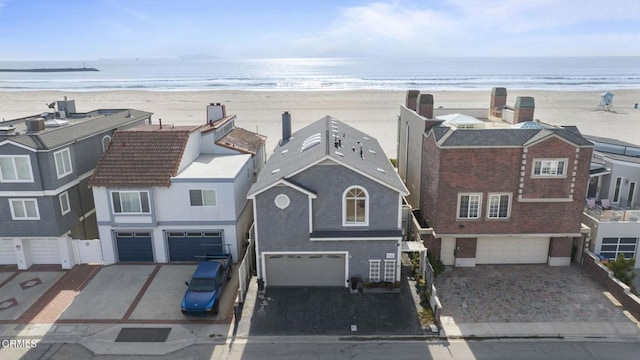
[274,194,290,209]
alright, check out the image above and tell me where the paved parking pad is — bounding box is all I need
[0,272,63,321]
[128,265,196,320]
[249,285,426,336]
[59,265,155,320]
[435,265,630,323]
[0,272,14,284]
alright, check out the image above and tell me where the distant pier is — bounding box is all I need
[0,67,99,73]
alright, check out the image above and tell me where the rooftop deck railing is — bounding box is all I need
[584,201,640,222]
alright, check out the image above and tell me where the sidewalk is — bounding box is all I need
[440,313,640,340]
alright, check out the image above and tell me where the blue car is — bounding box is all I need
[181,254,232,316]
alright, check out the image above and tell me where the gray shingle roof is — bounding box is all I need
[431,125,593,147]
[0,109,152,150]
[248,116,408,196]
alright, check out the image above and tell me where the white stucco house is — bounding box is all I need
[89,104,266,263]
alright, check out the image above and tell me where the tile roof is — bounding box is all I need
[215,127,266,155]
[89,128,190,187]
[248,116,408,196]
[0,109,152,150]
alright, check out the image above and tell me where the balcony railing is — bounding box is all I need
[584,203,640,222]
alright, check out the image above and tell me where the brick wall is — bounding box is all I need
[455,238,477,258]
[419,132,591,236]
[549,237,572,257]
[581,250,640,320]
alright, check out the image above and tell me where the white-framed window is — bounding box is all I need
[102,135,112,152]
[59,191,71,215]
[532,159,567,177]
[487,193,511,219]
[189,189,217,207]
[0,155,33,182]
[343,186,368,226]
[628,182,636,206]
[383,260,396,282]
[369,260,381,282]
[601,237,638,260]
[613,177,622,203]
[111,191,150,214]
[54,148,73,179]
[457,193,482,219]
[9,198,40,220]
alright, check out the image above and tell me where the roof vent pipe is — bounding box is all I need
[282,111,291,144]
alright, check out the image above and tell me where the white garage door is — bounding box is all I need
[28,239,61,264]
[0,239,16,265]
[476,237,550,264]
[265,253,346,287]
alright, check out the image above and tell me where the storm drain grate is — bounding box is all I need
[115,327,171,342]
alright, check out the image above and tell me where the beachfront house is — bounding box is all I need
[89,104,266,263]
[582,135,640,267]
[0,99,152,269]
[248,113,413,289]
[398,89,594,267]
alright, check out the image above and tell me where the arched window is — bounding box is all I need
[102,135,112,152]
[343,186,368,226]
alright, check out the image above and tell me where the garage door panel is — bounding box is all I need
[116,232,153,262]
[266,253,345,287]
[29,239,61,264]
[476,238,549,264]
[168,231,223,262]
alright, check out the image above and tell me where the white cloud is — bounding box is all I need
[291,0,640,57]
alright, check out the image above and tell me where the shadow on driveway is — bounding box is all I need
[248,280,426,336]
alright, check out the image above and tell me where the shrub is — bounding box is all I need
[428,252,445,278]
[607,253,636,286]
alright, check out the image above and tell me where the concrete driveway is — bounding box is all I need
[434,264,630,323]
[0,264,238,324]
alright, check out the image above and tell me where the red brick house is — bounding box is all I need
[399,89,594,266]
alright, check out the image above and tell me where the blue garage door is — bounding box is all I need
[116,232,154,262]
[168,231,224,262]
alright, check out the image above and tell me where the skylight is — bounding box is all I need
[301,133,322,152]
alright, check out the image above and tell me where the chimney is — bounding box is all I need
[417,93,434,119]
[489,87,507,118]
[281,111,291,144]
[405,90,420,111]
[513,97,535,123]
[206,103,225,123]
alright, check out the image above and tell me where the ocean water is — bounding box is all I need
[0,56,638,91]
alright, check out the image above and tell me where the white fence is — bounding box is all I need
[237,223,256,303]
[72,239,103,264]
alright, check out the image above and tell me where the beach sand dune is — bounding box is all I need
[1,90,639,157]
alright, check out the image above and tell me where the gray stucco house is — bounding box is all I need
[248,113,408,288]
[0,99,151,269]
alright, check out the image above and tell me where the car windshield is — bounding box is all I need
[188,278,217,292]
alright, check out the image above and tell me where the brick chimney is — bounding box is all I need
[281,111,292,144]
[405,90,420,111]
[489,87,507,118]
[417,93,434,119]
[513,97,535,123]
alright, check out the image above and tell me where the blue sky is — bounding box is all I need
[1,0,639,60]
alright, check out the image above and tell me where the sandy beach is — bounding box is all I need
[2,89,639,157]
